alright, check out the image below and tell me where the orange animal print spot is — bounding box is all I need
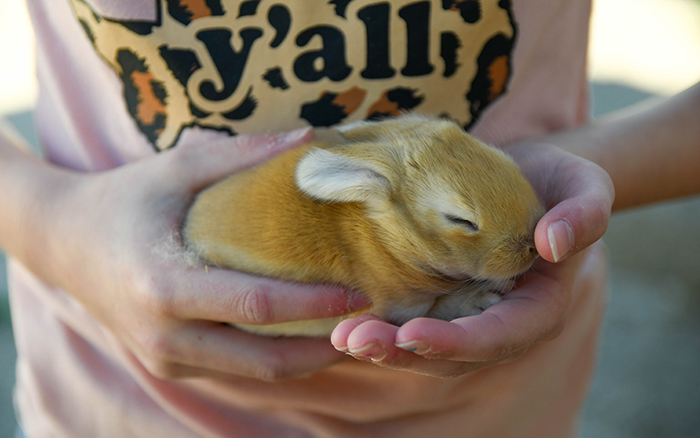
[300,87,368,127]
[368,91,400,117]
[332,86,367,115]
[487,55,509,100]
[366,88,424,119]
[131,71,167,130]
[180,0,212,20]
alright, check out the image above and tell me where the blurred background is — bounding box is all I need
[1,0,699,437]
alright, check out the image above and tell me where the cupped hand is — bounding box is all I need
[31,129,367,382]
[331,141,614,378]
[510,141,614,264]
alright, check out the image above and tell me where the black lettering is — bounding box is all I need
[358,3,395,79]
[268,5,291,48]
[196,28,263,102]
[330,0,354,18]
[294,26,352,82]
[398,2,434,77]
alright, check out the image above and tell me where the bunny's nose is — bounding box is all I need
[523,237,538,258]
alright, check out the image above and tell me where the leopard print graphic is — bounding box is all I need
[69,0,516,150]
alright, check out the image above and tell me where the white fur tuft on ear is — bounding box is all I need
[295,148,391,203]
[336,114,434,142]
[336,120,372,137]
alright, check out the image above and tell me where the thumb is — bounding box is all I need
[535,161,614,263]
[162,128,314,192]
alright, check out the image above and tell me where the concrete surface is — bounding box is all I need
[1,82,699,437]
[582,83,700,438]
[0,313,15,438]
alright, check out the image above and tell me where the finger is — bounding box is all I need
[395,254,582,363]
[336,319,528,378]
[163,128,315,192]
[137,321,346,381]
[345,319,399,362]
[330,313,383,352]
[365,348,486,378]
[170,266,370,325]
[367,347,527,378]
[535,158,614,263]
[334,318,477,377]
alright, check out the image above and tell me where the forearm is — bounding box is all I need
[0,120,78,274]
[550,82,700,211]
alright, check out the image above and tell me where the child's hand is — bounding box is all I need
[330,141,613,377]
[22,129,367,381]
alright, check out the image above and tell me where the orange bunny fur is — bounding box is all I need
[183,115,544,336]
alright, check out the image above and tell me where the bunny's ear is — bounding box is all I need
[295,148,392,204]
[337,114,433,142]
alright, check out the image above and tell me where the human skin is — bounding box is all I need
[332,82,700,376]
[0,119,610,380]
[0,83,696,381]
[0,126,369,381]
[331,142,611,376]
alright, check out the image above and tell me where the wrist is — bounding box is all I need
[541,83,700,211]
[0,121,85,284]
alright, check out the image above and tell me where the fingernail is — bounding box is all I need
[349,343,387,362]
[279,127,312,144]
[548,220,574,263]
[395,340,432,356]
[265,127,312,150]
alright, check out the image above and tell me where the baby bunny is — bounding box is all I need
[183,115,544,336]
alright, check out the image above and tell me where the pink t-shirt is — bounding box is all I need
[12,0,605,437]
